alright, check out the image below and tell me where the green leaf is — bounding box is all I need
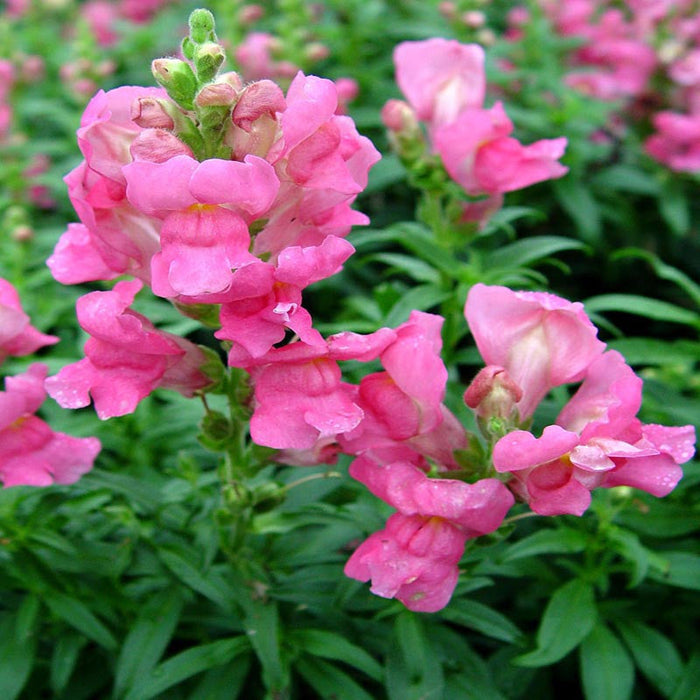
[293,629,383,681]
[157,547,231,609]
[240,595,288,694]
[515,579,597,667]
[484,235,586,270]
[44,592,117,651]
[611,248,700,307]
[0,615,36,700]
[50,633,85,695]
[658,178,690,235]
[671,649,700,700]
[364,153,406,193]
[608,338,700,366]
[592,165,660,195]
[616,620,683,696]
[353,224,457,275]
[188,655,252,700]
[584,294,700,329]
[606,527,661,588]
[615,499,700,537]
[580,623,634,700]
[554,178,602,242]
[384,284,451,326]
[503,527,588,561]
[386,613,445,700]
[124,637,250,700]
[296,657,376,700]
[649,551,700,591]
[114,589,184,698]
[370,252,441,283]
[440,599,523,644]
[15,594,40,642]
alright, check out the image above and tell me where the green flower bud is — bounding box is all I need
[151,58,197,110]
[189,8,217,44]
[198,410,233,451]
[194,42,226,84]
[252,483,286,513]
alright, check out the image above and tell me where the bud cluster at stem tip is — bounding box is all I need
[150,8,232,159]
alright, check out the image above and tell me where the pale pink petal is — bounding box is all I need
[493,425,579,472]
[394,38,486,124]
[188,155,280,218]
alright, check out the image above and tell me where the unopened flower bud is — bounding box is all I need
[464,365,522,421]
[252,482,286,512]
[438,2,457,20]
[21,55,45,82]
[152,58,198,110]
[195,81,237,107]
[476,28,496,46]
[462,10,486,28]
[305,42,330,62]
[96,59,116,77]
[215,73,241,93]
[12,224,34,242]
[73,78,97,97]
[194,42,226,83]
[232,79,285,130]
[276,61,299,79]
[131,96,176,129]
[130,128,194,163]
[238,4,264,25]
[381,99,419,133]
[199,410,233,450]
[189,8,217,44]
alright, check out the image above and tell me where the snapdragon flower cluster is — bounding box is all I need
[0,278,100,487]
[382,38,569,225]
[220,281,694,612]
[46,9,379,415]
[42,12,695,614]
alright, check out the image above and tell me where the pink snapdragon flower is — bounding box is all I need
[433,102,568,195]
[45,280,211,419]
[464,284,605,420]
[239,326,399,457]
[123,154,279,297]
[645,111,700,172]
[492,351,695,515]
[51,86,166,284]
[82,0,120,47]
[249,72,380,259]
[248,350,363,451]
[389,38,568,201]
[0,278,58,362]
[119,0,174,23]
[339,311,467,468]
[215,235,353,360]
[234,32,298,83]
[344,457,514,611]
[0,365,100,487]
[393,38,486,128]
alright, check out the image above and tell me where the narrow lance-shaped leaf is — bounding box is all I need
[515,579,597,667]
